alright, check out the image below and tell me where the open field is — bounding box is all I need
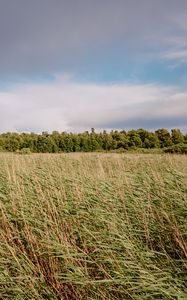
[0,153,187,300]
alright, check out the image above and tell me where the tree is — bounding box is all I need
[102,131,115,150]
[127,130,142,148]
[171,129,184,144]
[0,128,185,153]
[36,135,58,153]
[137,129,159,148]
[155,129,172,148]
[72,135,81,152]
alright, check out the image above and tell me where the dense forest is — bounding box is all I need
[0,128,187,154]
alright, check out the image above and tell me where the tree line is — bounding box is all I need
[0,128,187,154]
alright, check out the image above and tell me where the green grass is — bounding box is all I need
[0,153,187,300]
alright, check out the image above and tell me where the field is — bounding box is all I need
[0,153,187,300]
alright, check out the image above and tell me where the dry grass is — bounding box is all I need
[0,153,187,299]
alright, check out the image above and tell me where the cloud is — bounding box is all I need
[161,50,187,69]
[163,51,187,60]
[159,11,187,67]
[0,1,186,132]
[0,77,186,133]
[0,0,187,79]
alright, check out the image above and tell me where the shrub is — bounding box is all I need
[17,147,32,154]
[164,143,187,154]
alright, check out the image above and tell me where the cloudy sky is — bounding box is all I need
[0,0,187,133]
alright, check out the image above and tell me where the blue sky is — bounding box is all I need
[0,0,187,132]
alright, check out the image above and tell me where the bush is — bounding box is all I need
[0,146,5,152]
[16,147,32,154]
[164,143,187,154]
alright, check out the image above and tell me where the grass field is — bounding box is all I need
[0,153,187,300]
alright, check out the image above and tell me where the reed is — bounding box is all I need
[0,153,187,299]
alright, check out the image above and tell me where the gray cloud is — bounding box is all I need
[98,116,187,132]
[0,1,187,133]
[0,78,186,133]
[0,0,187,79]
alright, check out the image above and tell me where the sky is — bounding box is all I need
[0,0,187,133]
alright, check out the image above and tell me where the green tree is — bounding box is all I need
[155,129,172,148]
[137,129,159,148]
[36,136,58,153]
[171,128,184,144]
[127,130,142,148]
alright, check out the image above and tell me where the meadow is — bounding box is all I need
[0,153,187,300]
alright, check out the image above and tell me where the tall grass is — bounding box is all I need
[0,153,187,299]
